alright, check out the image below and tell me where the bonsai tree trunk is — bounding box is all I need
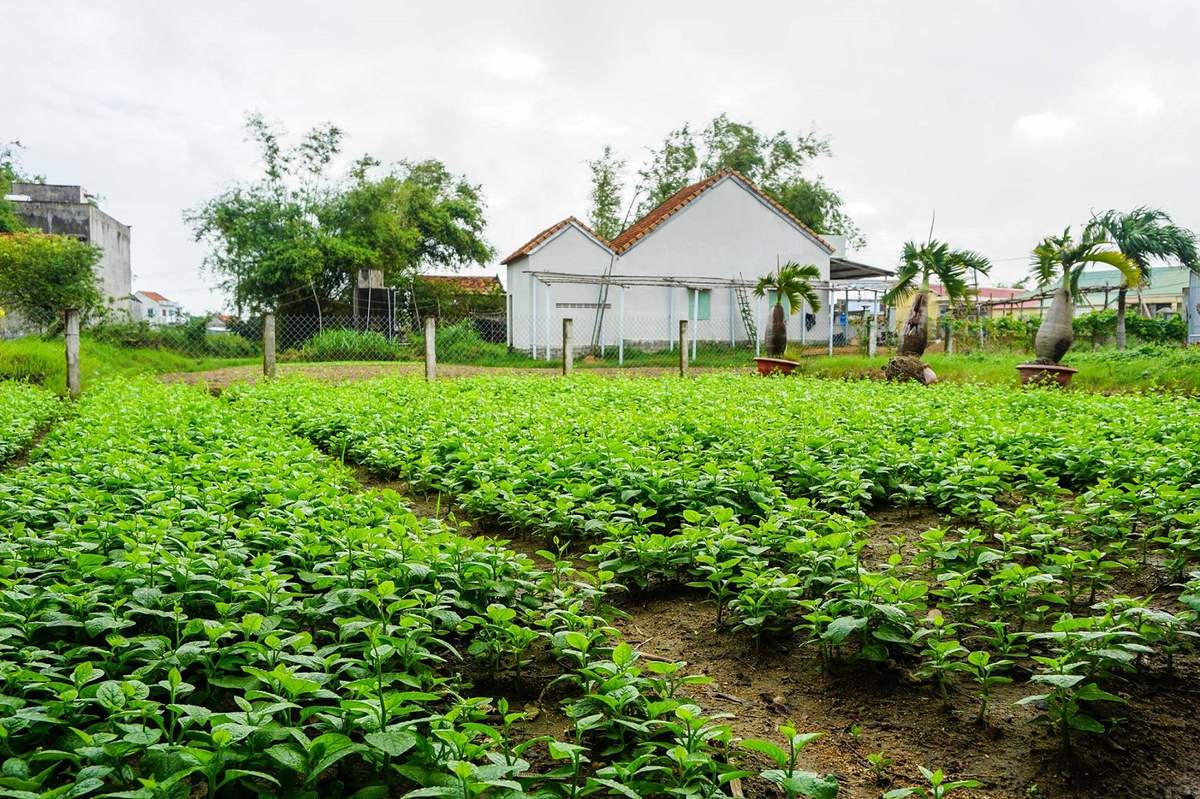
[767,302,787,357]
[898,291,929,357]
[1114,286,1128,350]
[1034,287,1074,364]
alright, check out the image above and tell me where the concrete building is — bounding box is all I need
[501,170,890,355]
[8,183,132,313]
[131,290,184,325]
[1009,265,1195,318]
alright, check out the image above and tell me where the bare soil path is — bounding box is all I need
[163,361,745,390]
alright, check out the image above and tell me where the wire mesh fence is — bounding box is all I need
[0,306,882,386]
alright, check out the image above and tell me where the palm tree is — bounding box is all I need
[882,240,990,357]
[1030,227,1140,364]
[1088,208,1198,349]
[753,262,821,357]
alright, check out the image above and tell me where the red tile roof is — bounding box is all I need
[609,170,834,254]
[500,216,611,265]
[418,275,503,293]
[137,290,172,304]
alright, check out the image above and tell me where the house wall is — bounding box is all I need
[89,206,132,312]
[11,187,132,315]
[506,178,836,355]
[507,225,614,350]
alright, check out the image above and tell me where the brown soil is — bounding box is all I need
[2,422,55,471]
[162,362,743,391]
[614,591,1200,799]
[326,447,1200,798]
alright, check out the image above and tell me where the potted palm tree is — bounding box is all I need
[1020,227,1139,386]
[881,240,990,383]
[1088,207,1198,350]
[752,262,821,375]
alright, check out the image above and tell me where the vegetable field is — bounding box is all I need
[1,375,1199,798]
[0,381,60,462]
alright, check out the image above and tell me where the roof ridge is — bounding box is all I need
[609,170,832,254]
[500,216,612,265]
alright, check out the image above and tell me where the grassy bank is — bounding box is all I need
[787,346,1200,393]
[0,336,254,394]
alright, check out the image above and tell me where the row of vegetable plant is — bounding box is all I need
[0,379,845,798]
[0,380,61,461]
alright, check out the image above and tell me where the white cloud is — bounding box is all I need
[471,49,545,81]
[844,200,879,217]
[1014,111,1078,142]
[1106,80,1164,118]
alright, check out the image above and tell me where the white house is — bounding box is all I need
[501,170,889,356]
[132,291,184,326]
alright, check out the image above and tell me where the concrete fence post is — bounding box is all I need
[424,316,437,381]
[562,317,573,375]
[262,313,276,380]
[867,313,878,358]
[678,319,689,377]
[64,308,81,399]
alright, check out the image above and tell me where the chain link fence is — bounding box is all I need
[1,304,879,388]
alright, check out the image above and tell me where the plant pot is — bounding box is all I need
[1016,363,1078,387]
[754,357,799,376]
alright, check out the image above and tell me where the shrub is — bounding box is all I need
[295,328,405,361]
[89,318,259,357]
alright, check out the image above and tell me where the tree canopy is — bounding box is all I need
[586,146,626,241]
[186,115,494,314]
[0,143,31,234]
[605,114,863,247]
[0,231,102,318]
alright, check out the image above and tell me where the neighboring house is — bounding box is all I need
[1004,265,1193,318]
[502,170,890,353]
[206,314,236,334]
[132,290,184,325]
[892,285,1040,330]
[7,183,132,313]
[416,275,504,317]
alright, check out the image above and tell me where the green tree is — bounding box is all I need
[882,240,990,357]
[324,159,494,285]
[1030,227,1138,364]
[586,145,626,241]
[1087,207,1198,349]
[185,114,345,316]
[0,231,102,319]
[754,262,822,357]
[0,142,30,234]
[186,115,493,317]
[633,115,862,246]
[634,124,698,217]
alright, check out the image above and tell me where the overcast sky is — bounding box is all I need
[7,1,1200,313]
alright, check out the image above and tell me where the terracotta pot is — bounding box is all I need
[754,357,799,376]
[1016,363,1078,387]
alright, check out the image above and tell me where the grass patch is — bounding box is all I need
[0,336,254,394]
[786,346,1200,393]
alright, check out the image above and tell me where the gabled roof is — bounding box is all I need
[609,170,834,254]
[418,275,503,293]
[500,216,612,265]
[135,290,173,304]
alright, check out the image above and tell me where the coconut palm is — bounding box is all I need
[882,240,991,357]
[753,262,821,357]
[1088,207,1198,349]
[1030,227,1140,364]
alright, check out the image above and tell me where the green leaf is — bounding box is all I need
[822,615,867,644]
[265,745,306,773]
[364,731,417,757]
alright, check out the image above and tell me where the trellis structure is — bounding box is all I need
[525,270,895,361]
